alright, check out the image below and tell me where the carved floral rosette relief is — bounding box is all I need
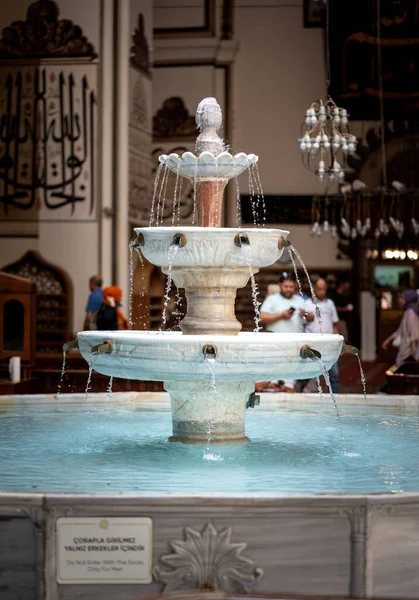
[153,523,263,593]
[153,97,196,141]
[0,0,96,59]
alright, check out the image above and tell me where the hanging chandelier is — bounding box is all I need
[299,98,357,183]
[308,178,419,247]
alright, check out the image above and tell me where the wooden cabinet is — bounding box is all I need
[1,251,72,356]
[0,272,36,365]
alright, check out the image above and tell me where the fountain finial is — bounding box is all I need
[195,97,223,156]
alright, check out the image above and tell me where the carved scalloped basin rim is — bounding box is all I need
[134,227,290,268]
[77,331,344,382]
[159,151,258,179]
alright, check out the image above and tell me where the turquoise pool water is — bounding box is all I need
[0,403,417,494]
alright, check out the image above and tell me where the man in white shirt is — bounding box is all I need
[258,272,313,391]
[304,278,340,393]
[260,272,308,333]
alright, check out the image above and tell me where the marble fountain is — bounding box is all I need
[1,99,419,600]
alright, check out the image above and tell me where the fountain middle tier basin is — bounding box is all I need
[134,227,290,268]
[77,331,343,382]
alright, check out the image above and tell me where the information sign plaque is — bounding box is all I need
[56,517,152,584]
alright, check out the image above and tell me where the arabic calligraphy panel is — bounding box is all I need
[129,66,153,224]
[0,63,97,221]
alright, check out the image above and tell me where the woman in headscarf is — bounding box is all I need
[96,286,129,330]
[382,289,419,363]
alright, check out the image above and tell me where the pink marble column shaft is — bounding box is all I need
[196,179,228,227]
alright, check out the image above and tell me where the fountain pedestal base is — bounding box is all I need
[164,379,254,443]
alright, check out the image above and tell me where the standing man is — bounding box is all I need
[304,278,340,393]
[258,272,312,392]
[84,275,103,330]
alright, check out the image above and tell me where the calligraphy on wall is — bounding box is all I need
[130,13,151,75]
[0,64,97,220]
[329,0,419,119]
[129,65,152,224]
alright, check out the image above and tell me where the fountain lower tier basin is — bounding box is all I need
[77,331,343,382]
[134,227,289,268]
[78,331,343,442]
[1,394,419,599]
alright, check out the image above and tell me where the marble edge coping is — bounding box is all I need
[1,491,419,509]
[0,392,418,407]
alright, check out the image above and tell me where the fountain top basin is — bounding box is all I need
[159,151,259,181]
[134,226,289,268]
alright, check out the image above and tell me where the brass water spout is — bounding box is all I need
[234,232,250,247]
[203,344,217,359]
[62,339,79,352]
[300,345,322,360]
[91,340,112,355]
[133,232,144,248]
[341,344,359,356]
[246,391,260,409]
[278,236,291,249]
[171,233,187,247]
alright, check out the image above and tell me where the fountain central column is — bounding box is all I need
[196,179,228,227]
[168,266,257,335]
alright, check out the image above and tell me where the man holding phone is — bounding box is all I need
[258,272,314,391]
[260,272,312,333]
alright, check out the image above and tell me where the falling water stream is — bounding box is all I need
[287,248,309,330]
[354,352,369,432]
[149,162,164,227]
[159,165,170,226]
[315,357,346,452]
[234,174,241,226]
[160,245,179,330]
[56,350,67,400]
[252,163,266,226]
[173,287,183,330]
[242,244,261,332]
[357,354,368,402]
[202,357,223,461]
[128,241,135,327]
[288,244,323,331]
[176,176,183,225]
[172,164,181,226]
[106,376,113,403]
[250,162,260,223]
[85,363,93,402]
[316,376,323,405]
[247,159,257,225]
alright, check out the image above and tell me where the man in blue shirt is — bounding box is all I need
[84,275,103,330]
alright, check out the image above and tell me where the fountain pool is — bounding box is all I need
[1,392,419,599]
[1,396,419,494]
